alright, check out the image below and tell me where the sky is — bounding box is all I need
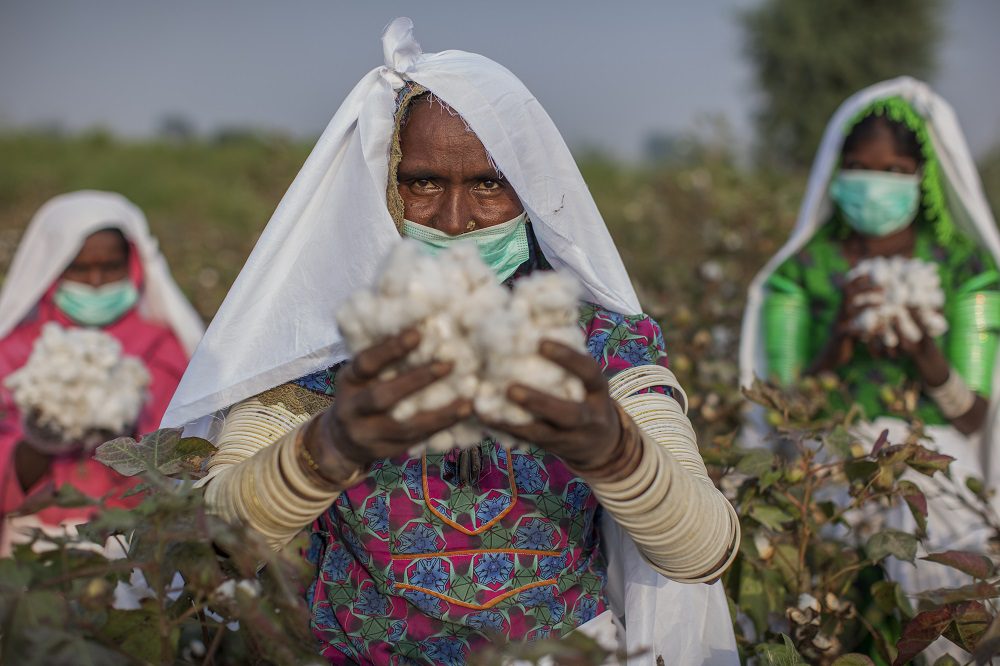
[0,0,998,159]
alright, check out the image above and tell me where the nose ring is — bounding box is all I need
[466,220,477,231]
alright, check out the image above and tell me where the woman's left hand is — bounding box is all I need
[891,309,949,386]
[477,341,621,470]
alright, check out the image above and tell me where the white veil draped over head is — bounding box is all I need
[0,190,204,354]
[163,18,737,665]
[739,77,1000,502]
[162,18,641,429]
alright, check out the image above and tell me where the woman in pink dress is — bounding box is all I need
[0,191,204,544]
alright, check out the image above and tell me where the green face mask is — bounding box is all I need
[829,169,922,237]
[54,279,139,326]
[402,213,531,282]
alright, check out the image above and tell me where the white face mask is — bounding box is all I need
[401,213,531,282]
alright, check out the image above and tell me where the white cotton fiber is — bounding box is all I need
[4,323,151,442]
[846,256,948,347]
[335,241,585,452]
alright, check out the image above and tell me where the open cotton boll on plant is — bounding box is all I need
[846,256,948,347]
[4,323,150,444]
[336,241,586,452]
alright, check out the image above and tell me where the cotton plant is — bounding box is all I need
[336,241,585,452]
[4,323,150,447]
[847,256,948,347]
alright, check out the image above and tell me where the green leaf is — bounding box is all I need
[755,635,809,666]
[824,425,855,458]
[972,611,1000,665]
[844,460,879,484]
[921,550,996,579]
[736,449,775,477]
[759,467,784,490]
[99,607,178,663]
[866,529,918,563]
[832,655,876,666]
[94,429,213,478]
[749,504,794,531]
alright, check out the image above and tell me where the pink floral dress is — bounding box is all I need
[297,303,670,665]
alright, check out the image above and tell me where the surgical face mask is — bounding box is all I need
[829,169,922,237]
[54,279,139,327]
[402,213,530,282]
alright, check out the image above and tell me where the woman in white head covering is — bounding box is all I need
[166,19,739,665]
[0,190,204,540]
[740,78,1000,596]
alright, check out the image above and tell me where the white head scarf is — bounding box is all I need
[0,190,205,355]
[163,17,640,428]
[738,77,1000,493]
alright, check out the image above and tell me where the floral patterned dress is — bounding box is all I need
[296,304,669,665]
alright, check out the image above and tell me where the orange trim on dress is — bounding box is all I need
[392,548,560,561]
[421,451,519,535]
[393,579,557,611]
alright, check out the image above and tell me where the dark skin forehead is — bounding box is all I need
[62,229,130,286]
[841,125,920,175]
[397,100,523,234]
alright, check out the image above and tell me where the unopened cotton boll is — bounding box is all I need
[336,241,589,453]
[846,257,949,347]
[4,323,151,443]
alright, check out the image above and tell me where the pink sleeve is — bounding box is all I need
[0,348,28,514]
[137,331,188,434]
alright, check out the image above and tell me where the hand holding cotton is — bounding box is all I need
[335,241,585,452]
[5,323,151,446]
[846,256,948,347]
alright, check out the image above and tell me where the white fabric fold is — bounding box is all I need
[0,190,204,354]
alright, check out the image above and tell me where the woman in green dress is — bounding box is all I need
[740,77,1000,598]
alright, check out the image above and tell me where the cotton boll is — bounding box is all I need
[848,257,948,348]
[473,272,586,431]
[337,240,593,453]
[5,324,151,443]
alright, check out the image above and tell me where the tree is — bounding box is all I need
[741,0,943,168]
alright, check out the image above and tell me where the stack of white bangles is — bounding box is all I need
[595,365,740,583]
[200,399,340,550]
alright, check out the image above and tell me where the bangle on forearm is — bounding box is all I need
[926,370,976,419]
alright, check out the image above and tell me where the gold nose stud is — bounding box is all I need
[466,220,477,231]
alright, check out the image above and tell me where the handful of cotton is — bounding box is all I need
[4,323,151,447]
[846,256,948,348]
[336,241,584,452]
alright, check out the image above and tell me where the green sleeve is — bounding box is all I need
[946,248,1000,396]
[762,256,811,385]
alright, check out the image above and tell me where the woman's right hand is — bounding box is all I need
[837,274,881,336]
[306,330,473,479]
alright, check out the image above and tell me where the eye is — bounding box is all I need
[476,179,501,191]
[410,179,441,193]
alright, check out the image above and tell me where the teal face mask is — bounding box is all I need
[829,169,921,237]
[54,279,139,326]
[402,213,530,282]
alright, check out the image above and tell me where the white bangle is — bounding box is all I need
[926,370,976,419]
